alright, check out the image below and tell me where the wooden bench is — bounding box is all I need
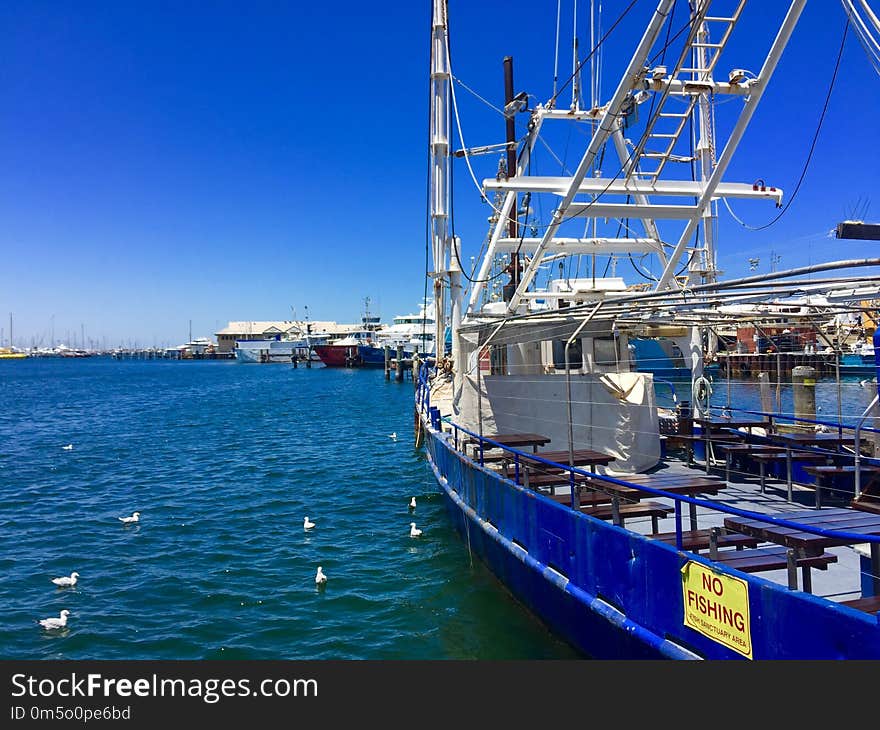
[507,471,593,490]
[840,595,880,614]
[711,545,838,593]
[579,501,673,532]
[650,528,760,553]
[545,490,614,508]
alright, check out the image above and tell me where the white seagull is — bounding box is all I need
[409,497,416,511]
[860,379,870,387]
[303,516,316,530]
[118,511,140,524]
[315,566,327,585]
[51,572,79,587]
[62,444,73,451]
[39,610,70,630]
[409,522,423,538]
[389,432,397,440]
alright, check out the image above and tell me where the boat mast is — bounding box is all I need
[692,1,718,287]
[503,56,520,298]
[429,0,457,360]
[654,0,808,290]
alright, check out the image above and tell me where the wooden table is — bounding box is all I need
[801,465,880,509]
[464,432,551,460]
[714,443,784,483]
[768,432,859,449]
[724,507,880,593]
[524,471,725,531]
[694,417,772,471]
[694,417,771,434]
[585,474,726,531]
[763,433,858,502]
[514,448,615,489]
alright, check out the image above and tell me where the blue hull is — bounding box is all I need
[357,345,413,367]
[423,421,880,659]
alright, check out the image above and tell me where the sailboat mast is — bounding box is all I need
[429,1,452,358]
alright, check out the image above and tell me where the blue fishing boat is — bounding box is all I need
[417,0,880,659]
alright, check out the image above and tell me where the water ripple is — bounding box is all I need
[0,358,579,659]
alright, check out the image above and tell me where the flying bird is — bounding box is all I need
[39,610,70,630]
[51,572,79,588]
[118,512,140,524]
[409,522,423,538]
[304,516,316,530]
[315,566,327,585]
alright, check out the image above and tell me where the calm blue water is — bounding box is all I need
[0,357,579,659]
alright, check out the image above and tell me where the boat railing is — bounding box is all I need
[720,405,880,440]
[440,418,880,554]
[855,394,880,498]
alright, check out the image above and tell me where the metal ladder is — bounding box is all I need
[627,1,747,184]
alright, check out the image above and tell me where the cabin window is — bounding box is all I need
[551,339,583,369]
[593,337,618,367]
[490,344,507,375]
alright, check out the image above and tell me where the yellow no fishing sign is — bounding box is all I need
[681,561,752,659]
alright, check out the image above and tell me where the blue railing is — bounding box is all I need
[436,417,880,551]
[718,405,880,436]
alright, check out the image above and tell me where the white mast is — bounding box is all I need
[429,0,454,360]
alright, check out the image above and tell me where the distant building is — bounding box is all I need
[213,320,359,353]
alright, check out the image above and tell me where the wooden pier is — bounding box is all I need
[717,351,844,378]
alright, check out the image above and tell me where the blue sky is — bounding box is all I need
[2,1,879,348]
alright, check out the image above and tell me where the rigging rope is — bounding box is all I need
[723,18,850,232]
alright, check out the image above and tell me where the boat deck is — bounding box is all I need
[428,382,878,608]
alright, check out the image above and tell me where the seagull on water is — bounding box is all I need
[409,497,416,511]
[51,572,79,587]
[389,432,397,441]
[304,516,315,530]
[315,566,327,585]
[39,610,70,630]
[409,522,422,538]
[62,444,73,451]
[118,511,140,524]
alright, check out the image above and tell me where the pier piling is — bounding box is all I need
[396,346,404,382]
[758,372,773,414]
[792,365,817,429]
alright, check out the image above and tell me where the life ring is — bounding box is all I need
[693,375,713,413]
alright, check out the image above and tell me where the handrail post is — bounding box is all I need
[674,501,682,550]
[570,468,578,510]
[854,394,880,498]
[514,453,520,485]
[565,303,604,479]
